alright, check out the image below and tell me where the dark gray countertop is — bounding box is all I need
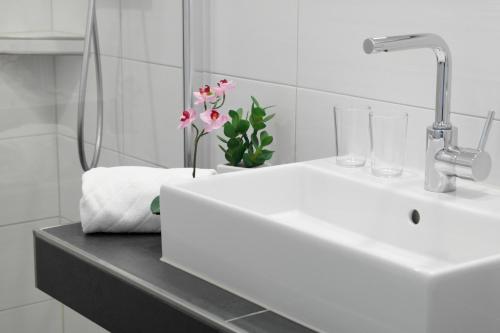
[34,223,316,333]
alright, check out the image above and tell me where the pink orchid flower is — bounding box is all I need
[193,85,217,105]
[200,109,229,132]
[178,108,196,129]
[214,79,236,96]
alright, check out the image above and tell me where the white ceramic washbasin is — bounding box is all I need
[160,158,500,333]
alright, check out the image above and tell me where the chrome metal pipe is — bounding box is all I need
[77,0,103,171]
[182,0,194,167]
[363,33,452,130]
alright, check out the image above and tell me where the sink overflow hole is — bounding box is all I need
[410,209,420,225]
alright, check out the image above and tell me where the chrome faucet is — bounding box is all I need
[363,33,495,193]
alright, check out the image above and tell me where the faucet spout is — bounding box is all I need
[363,33,452,130]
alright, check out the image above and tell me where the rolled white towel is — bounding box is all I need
[80,166,216,233]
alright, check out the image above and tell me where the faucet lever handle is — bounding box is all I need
[477,110,495,151]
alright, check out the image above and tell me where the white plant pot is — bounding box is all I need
[216,162,271,174]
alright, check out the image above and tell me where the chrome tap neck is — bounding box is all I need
[363,33,452,130]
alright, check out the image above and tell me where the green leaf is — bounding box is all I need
[251,96,261,108]
[218,144,227,153]
[261,149,274,161]
[228,110,240,120]
[252,107,266,118]
[223,122,237,138]
[242,153,254,168]
[217,135,228,144]
[236,108,244,118]
[252,121,266,131]
[228,138,241,149]
[247,144,254,155]
[150,196,160,215]
[236,119,250,134]
[260,131,273,146]
[251,132,259,148]
[226,145,245,166]
[263,113,276,122]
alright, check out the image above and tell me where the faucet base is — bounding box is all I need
[424,126,458,193]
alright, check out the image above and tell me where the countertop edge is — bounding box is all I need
[33,227,247,333]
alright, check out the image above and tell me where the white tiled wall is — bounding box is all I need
[202,0,500,187]
[0,0,52,33]
[0,218,59,310]
[0,300,63,333]
[121,0,183,66]
[0,54,61,331]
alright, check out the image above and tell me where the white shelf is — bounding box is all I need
[0,31,84,55]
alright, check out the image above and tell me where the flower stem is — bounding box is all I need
[213,93,226,109]
[192,129,207,178]
[192,135,199,178]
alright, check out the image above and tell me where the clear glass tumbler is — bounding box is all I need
[369,110,408,177]
[334,105,370,167]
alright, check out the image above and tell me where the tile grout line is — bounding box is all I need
[226,310,269,323]
[98,52,183,69]
[49,0,54,32]
[58,132,167,168]
[0,299,53,313]
[0,131,58,143]
[118,0,125,158]
[49,3,64,327]
[293,0,301,163]
[52,55,63,225]
[0,216,60,229]
[203,72,500,123]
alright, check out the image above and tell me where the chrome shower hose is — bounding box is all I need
[77,0,103,171]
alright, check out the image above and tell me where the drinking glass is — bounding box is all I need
[334,105,370,167]
[369,110,408,177]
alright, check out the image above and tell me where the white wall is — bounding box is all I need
[0,0,63,330]
[201,0,500,188]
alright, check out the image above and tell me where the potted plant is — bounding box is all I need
[217,97,275,173]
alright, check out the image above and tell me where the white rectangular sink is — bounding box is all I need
[160,158,500,333]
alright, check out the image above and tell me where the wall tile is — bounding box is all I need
[0,135,59,226]
[55,55,123,151]
[52,0,121,57]
[0,301,62,333]
[96,0,123,57]
[205,0,298,84]
[0,56,56,139]
[51,0,87,34]
[297,0,500,120]
[0,218,59,310]
[64,306,108,333]
[121,0,182,66]
[295,88,336,161]
[0,0,52,32]
[122,59,183,167]
[207,75,297,167]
